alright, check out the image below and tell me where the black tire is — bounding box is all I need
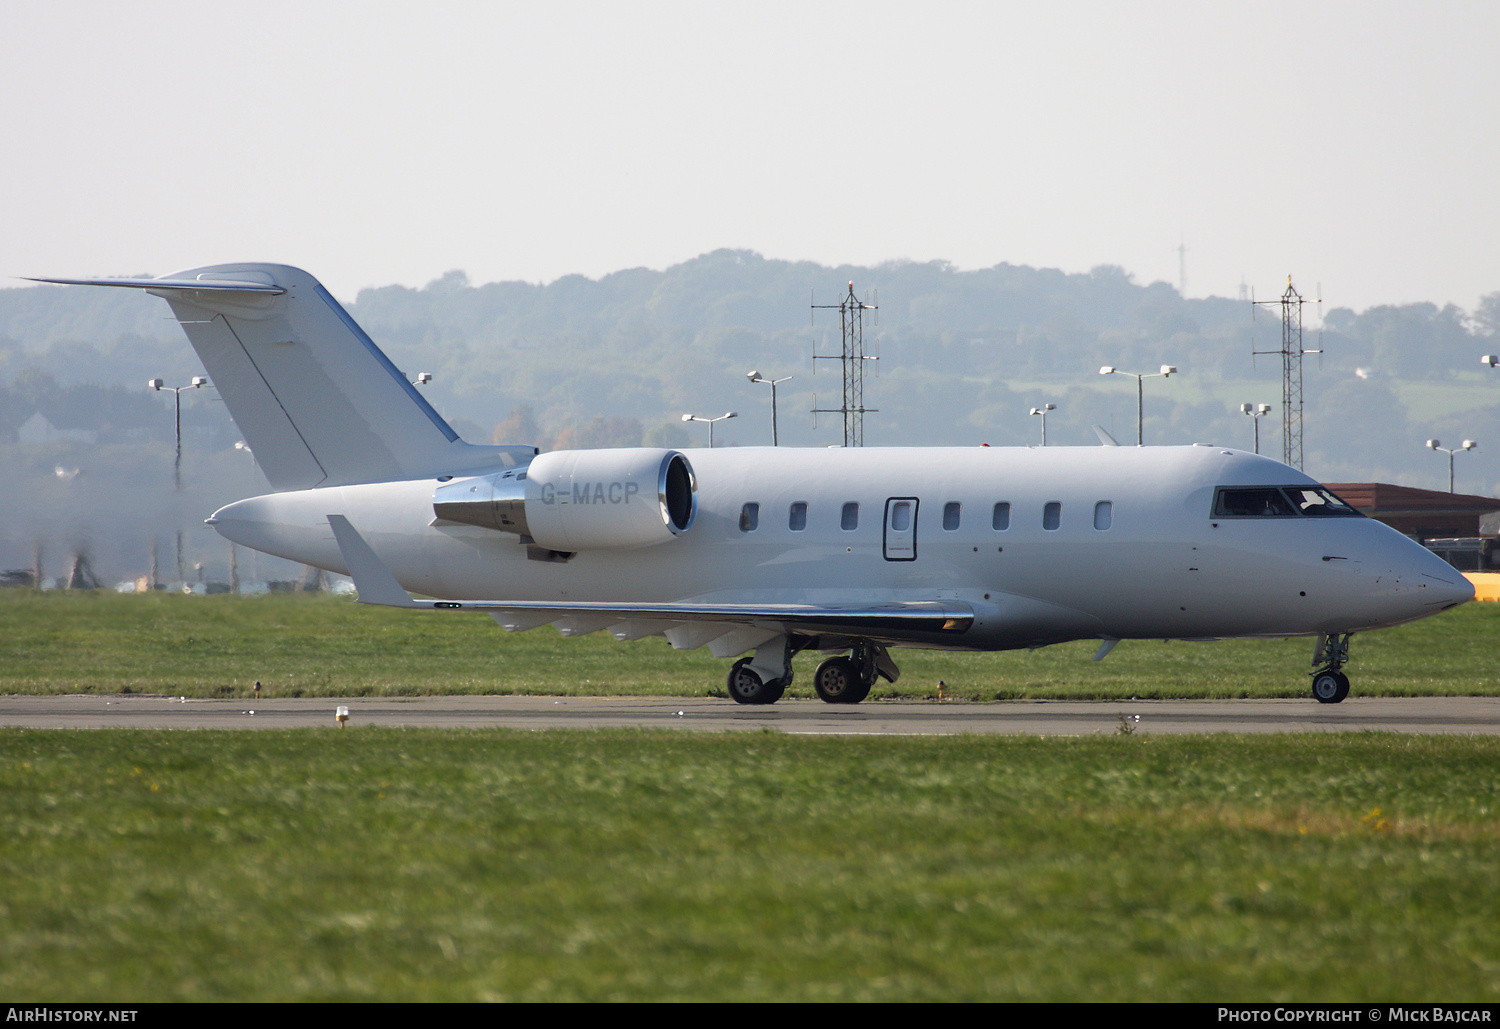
[1312,670,1350,704]
[813,656,860,704]
[727,658,781,705]
[843,676,872,705]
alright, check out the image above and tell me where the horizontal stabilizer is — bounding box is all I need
[26,275,285,295]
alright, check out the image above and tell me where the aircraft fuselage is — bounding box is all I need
[210,443,1471,651]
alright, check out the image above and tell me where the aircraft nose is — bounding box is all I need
[1396,541,1474,613]
[1426,564,1476,608]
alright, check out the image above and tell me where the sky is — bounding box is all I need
[3,0,1497,313]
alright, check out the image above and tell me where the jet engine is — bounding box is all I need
[433,448,697,551]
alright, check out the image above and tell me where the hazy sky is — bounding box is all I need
[3,1,1496,312]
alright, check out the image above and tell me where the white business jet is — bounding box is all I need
[32,264,1473,705]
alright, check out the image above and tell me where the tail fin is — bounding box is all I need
[30,264,531,489]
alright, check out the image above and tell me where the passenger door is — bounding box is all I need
[884,497,919,561]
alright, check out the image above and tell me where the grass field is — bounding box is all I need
[1,589,1497,700]
[3,729,1499,1001]
[6,592,1499,1000]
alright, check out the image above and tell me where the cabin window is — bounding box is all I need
[890,501,912,532]
[1043,502,1061,530]
[943,502,961,530]
[992,502,1011,530]
[789,502,808,531]
[739,503,759,532]
[1094,501,1113,530]
[841,502,859,531]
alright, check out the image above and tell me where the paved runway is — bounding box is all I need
[3,694,1500,735]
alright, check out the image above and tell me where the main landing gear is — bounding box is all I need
[1310,632,1353,704]
[727,657,787,705]
[726,639,900,706]
[813,642,900,704]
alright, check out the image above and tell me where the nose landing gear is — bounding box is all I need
[1310,632,1353,704]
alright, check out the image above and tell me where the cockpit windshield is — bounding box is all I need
[1212,486,1361,519]
[1282,487,1359,516]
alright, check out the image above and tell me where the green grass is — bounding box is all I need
[2,729,1498,1001]
[1,589,1497,700]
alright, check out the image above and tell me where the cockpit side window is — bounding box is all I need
[1214,488,1295,517]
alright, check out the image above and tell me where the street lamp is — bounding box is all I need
[1240,403,1272,455]
[1099,365,1177,446]
[1483,356,1498,368]
[682,411,737,448]
[149,375,208,489]
[411,372,433,385]
[1426,438,1477,493]
[1028,403,1056,446]
[747,370,793,446]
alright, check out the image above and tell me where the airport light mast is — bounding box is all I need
[682,411,737,448]
[1426,438,1477,493]
[1241,403,1273,455]
[149,375,208,490]
[1100,365,1177,446]
[1029,403,1056,446]
[747,371,793,446]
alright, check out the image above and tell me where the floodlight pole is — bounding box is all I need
[682,411,738,449]
[1426,438,1477,493]
[747,371,793,446]
[149,376,209,490]
[1029,403,1056,446]
[1100,366,1177,446]
[1241,403,1272,455]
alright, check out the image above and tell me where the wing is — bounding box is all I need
[328,515,972,658]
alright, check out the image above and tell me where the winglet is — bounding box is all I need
[327,515,419,608]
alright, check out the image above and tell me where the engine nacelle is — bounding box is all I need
[433,448,697,551]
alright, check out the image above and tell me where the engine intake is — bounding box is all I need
[433,448,697,551]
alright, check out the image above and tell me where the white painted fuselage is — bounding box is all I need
[210,443,1471,651]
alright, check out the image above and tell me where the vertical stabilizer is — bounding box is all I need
[31,264,531,489]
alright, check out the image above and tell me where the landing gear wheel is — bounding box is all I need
[1312,670,1350,704]
[727,658,783,705]
[814,656,864,704]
